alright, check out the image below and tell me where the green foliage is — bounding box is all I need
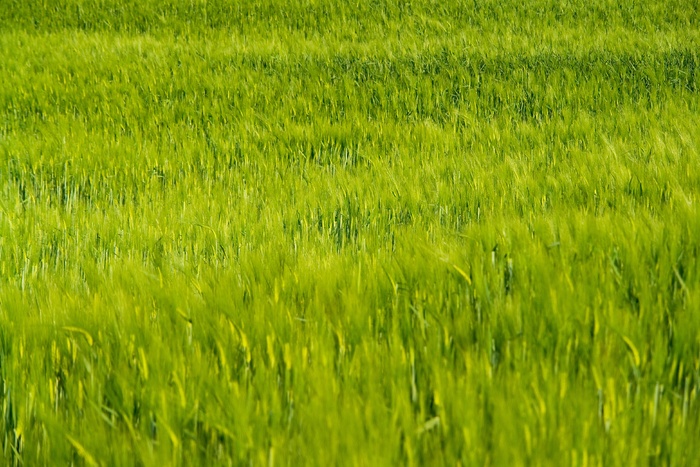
[1,1,699,465]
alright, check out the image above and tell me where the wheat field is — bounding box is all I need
[1,1,699,465]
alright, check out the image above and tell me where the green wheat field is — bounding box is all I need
[1,1,699,465]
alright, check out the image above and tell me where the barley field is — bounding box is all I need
[1,1,699,465]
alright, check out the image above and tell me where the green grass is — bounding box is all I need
[1,1,699,465]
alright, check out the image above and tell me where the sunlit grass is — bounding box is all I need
[1,1,699,465]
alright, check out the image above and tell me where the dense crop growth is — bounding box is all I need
[1,1,699,465]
